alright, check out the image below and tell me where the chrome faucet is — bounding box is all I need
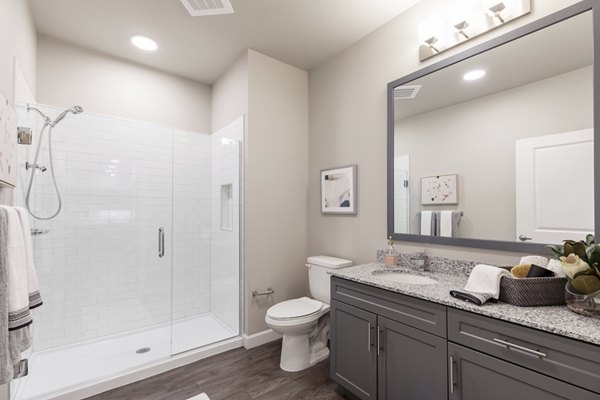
[409,252,428,272]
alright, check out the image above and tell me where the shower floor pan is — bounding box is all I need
[14,313,237,400]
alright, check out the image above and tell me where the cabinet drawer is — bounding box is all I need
[449,343,600,400]
[331,277,446,337]
[448,308,600,394]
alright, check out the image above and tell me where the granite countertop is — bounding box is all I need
[332,263,600,346]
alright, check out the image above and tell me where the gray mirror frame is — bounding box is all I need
[387,0,600,254]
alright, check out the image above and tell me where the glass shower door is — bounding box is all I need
[14,105,174,399]
[170,117,243,355]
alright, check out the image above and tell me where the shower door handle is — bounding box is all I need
[158,227,165,258]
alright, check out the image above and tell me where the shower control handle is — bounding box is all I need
[158,227,165,258]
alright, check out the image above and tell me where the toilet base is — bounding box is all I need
[279,333,330,372]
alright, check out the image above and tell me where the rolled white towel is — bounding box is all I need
[519,255,548,268]
[546,259,566,277]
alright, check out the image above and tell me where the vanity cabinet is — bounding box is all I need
[331,276,600,400]
[330,277,448,400]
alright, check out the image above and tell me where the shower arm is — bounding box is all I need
[26,105,52,127]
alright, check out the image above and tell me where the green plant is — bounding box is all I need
[548,234,600,294]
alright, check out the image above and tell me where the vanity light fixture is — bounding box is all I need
[487,2,507,23]
[418,0,530,62]
[463,69,486,81]
[454,21,470,39]
[424,37,440,53]
[131,35,158,52]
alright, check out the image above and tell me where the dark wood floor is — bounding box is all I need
[87,340,350,400]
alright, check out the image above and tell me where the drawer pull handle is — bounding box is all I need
[449,356,455,394]
[493,338,547,358]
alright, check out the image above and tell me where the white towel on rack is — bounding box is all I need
[420,211,434,235]
[0,207,38,384]
[14,208,42,311]
[439,211,454,237]
[0,206,31,331]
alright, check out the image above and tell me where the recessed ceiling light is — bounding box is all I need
[463,69,486,81]
[131,35,158,52]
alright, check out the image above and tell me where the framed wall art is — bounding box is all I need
[421,174,458,205]
[321,164,357,214]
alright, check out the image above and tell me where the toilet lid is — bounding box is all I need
[267,297,323,320]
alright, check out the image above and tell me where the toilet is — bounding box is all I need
[265,255,353,372]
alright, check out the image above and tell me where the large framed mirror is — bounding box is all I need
[387,1,599,253]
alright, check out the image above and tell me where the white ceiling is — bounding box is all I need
[29,0,421,84]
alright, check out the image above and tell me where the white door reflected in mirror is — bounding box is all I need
[516,129,594,244]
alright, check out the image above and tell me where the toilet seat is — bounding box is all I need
[267,297,323,321]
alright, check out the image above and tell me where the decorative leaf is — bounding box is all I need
[573,268,598,279]
[587,245,600,267]
[547,244,564,259]
[570,275,600,295]
[563,240,588,262]
[586,234,595,246]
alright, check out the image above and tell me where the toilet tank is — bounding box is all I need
[307,256,353,304]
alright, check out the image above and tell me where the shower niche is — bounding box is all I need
[12,104,243,400]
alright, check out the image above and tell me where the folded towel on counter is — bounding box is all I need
[450,264,512,306]
[0,207,42,384]
[420,211,436,236]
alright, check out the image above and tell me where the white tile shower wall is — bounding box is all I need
[172,129,212,320]
[210,117,243,333]
[394,155,409,233]
[17,104,211,351]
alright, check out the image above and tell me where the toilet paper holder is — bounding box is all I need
[252,287,275,297]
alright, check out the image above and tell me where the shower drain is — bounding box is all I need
[136,347,151,354]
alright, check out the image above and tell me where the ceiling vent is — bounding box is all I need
[179,0,234,16]
[393,85,422,100]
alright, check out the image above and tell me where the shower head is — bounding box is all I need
[52,105,83,126]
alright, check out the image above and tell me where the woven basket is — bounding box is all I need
[499,267,567,307]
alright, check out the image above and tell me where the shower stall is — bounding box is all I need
[11,104,243,400]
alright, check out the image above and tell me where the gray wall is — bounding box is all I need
[37,36,212,133]
[212,50,309,335]
[396,66,592,241]
[245,50,309,335]
[307,0,582,266]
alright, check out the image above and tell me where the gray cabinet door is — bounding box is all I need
[448,343,600,400]
[377,316,447,400]
[330,299,377,400]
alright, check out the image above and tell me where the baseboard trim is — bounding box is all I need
[242,329,282,349]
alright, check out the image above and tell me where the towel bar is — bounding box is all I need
[252,287,274,297]
[417,210,464,216]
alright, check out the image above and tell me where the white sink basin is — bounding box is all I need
[374,272,437,285]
